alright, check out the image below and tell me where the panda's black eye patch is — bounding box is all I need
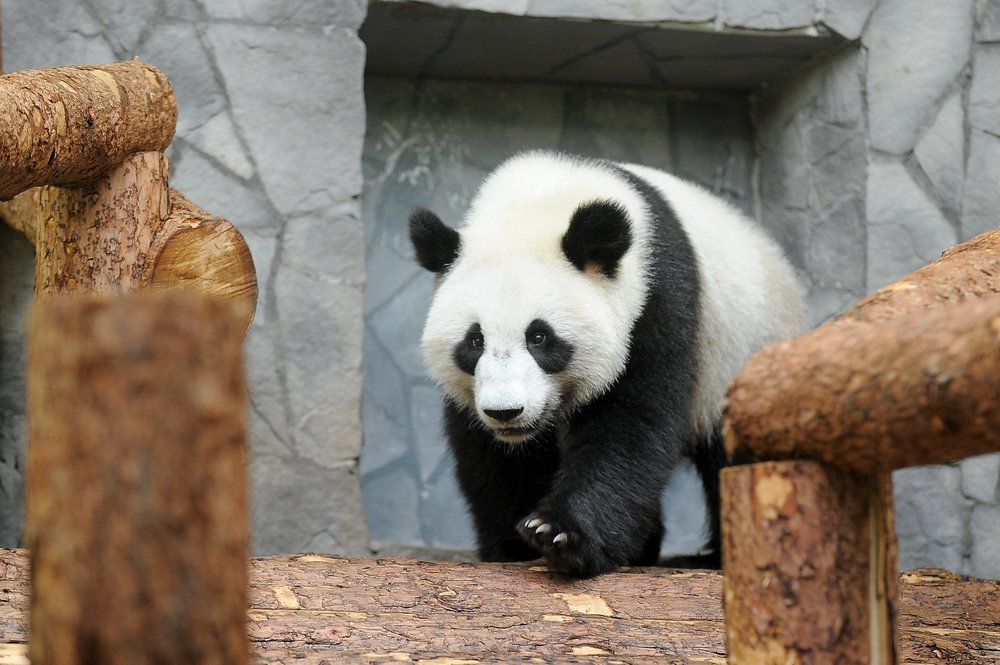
[525,319,573,374]
[453,323,485,375]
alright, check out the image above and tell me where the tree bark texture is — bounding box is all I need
[25,291,250,665]
[0,60,176,200]
[31,151,169,296]
[0,176,257,331]
[721,461,898,665]
[725,292,1000,473]
[845,227,1000,325]
[0,550,990,664]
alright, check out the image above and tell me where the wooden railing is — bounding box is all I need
[0,14,258,661]
[721,228,1000,664]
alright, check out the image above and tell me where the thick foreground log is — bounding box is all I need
[0,551,992,663]
[0,60,176,200]
[725,290,1000,473]
[722,461,898,664]
[26,292,250,665]
[0,176,257,331]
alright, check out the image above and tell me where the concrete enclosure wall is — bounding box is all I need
[0,0,999,577]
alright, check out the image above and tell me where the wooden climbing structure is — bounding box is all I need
[1,4,999,664]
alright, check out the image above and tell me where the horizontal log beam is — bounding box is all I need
[726,296,1000,471]
[0,60,176,200]
[845,227,1000,324]
[146,191,258,334]
[725,251,1000,472]
[0,550,993,663]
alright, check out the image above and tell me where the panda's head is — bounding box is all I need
[409,153,651,443]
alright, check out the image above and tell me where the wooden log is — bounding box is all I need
[724,293,1000,472]
[146,191,258,334]
[0,180,257,332]
[845,227,1000,324]
[0,60,176,200]
[31,151,169,296]
[0,549,991,664]
[25,291,250,665]
[725,226,1000,470]
[721,461,898,665]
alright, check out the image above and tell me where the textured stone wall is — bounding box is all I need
[0,0,370,556]
[757,0,1000,578]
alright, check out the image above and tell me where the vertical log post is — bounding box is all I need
[721,461,897,664]
[26,291,251,665]
[29,151,170,296]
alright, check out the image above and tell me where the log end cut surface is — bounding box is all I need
[0,550,995,663]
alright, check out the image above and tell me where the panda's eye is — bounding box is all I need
[529,331,546,346]
[469,332,484,349]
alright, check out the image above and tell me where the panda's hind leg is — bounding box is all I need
[689,423,727,569]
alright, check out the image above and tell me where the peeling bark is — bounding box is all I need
[25,292,250,665]
[30,151,169,296]
[0,61,176,200]
[722,461,898,665]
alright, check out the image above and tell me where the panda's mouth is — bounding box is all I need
[493,425,537,443]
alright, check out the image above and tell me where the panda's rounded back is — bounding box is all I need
[622,163,807,436]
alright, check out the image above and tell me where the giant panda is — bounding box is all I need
[409,150,805,577]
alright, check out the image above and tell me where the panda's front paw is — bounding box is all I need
[516,512,615,577]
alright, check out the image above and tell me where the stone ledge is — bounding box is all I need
[362,1,845,91]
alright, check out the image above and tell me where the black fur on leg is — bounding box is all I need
[443,400,558,563]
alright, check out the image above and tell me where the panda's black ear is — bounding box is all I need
[561,200,632,278]
[409,208,461,274]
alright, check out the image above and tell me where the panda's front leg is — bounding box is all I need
[442,401,561,562]
[516,409,677,576]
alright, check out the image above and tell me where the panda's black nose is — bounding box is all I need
[484,407,523,423]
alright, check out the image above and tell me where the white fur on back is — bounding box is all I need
[623,164,806,435]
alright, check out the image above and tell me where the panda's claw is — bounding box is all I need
[525,518,543,529]
[534,523,552,534]
[552,532,568,544]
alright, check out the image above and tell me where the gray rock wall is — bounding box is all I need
[0,0,370,556]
